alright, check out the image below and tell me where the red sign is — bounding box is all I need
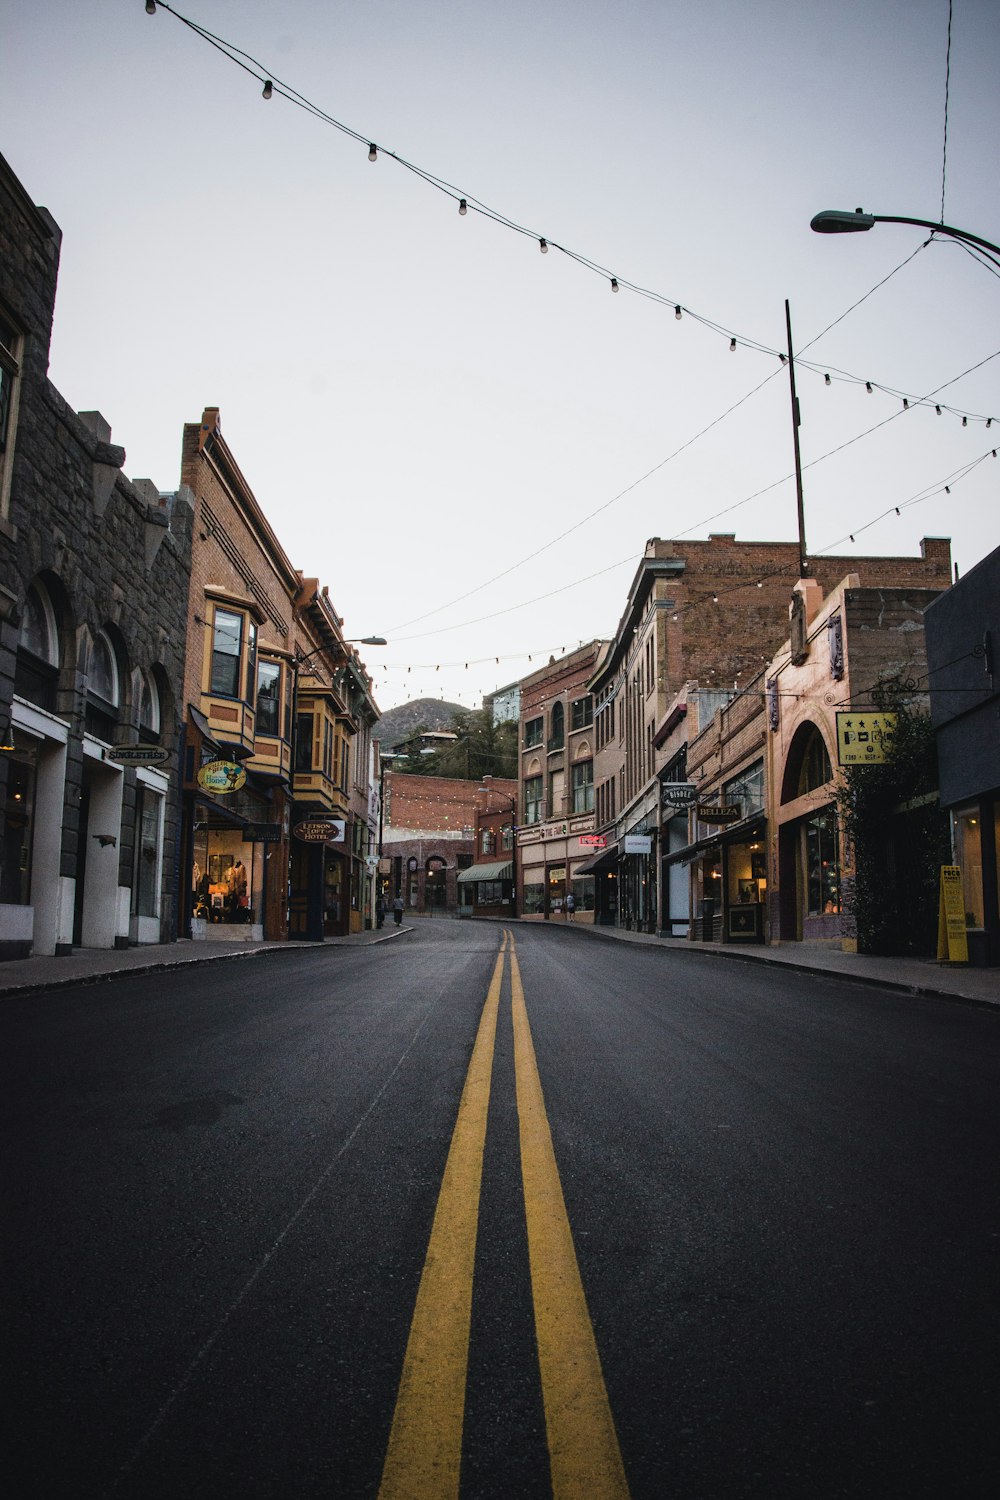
[579,834,607,848]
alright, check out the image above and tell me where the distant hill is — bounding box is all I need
[373,697,465,752]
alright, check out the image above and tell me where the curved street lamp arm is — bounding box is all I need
[811,209,1000,268]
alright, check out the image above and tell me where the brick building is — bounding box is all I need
[589,532,952,933]
[381,770,486,915]
[0,153,192,959]
[517,642,606,921]
[669,573,944,951]
[459,775,519,918]
[180,409,378,943]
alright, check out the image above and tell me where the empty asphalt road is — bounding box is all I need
[3,922,998,1498]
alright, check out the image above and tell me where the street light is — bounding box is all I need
[810,209,1000,269]
[478,775,519,918]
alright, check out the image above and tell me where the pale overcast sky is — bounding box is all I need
[3,0,998,712]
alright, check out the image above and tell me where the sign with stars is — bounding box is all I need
[835,712,898,766]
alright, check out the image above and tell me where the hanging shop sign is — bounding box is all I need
[105,744,171,767]
[244,823,284,843]
[294,819,346,843]
[196,759,247,793]
[836,711,898,766]
[661,782,698,807]
[623,834,652,855]
[697,802,742,824]
[579,834,607,848]
[936,865,969,963]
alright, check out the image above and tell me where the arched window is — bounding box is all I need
[781,721,834,804]
[90,631,119,706]
[19,582,57,664]
[15,580,59,710]
[799,727,832,795]
[139,672,160,737]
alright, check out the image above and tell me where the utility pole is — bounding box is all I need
[785,299,808,579]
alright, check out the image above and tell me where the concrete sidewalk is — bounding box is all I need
[543,918,1000,1008]
[0,924,415,999]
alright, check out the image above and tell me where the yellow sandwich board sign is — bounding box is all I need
[936,865,969,963]
[835,711,898,766]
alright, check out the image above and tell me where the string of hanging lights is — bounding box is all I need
[142,1,996,434]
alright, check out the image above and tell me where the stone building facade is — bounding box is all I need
[0,153,192,957]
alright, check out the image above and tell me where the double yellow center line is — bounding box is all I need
[378,931,630,1499]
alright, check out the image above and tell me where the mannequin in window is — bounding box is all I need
[224,859,248,920]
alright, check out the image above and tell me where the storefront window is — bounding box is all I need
[805,806,839,915]
[547,864,566,915]
[192,826,255,925]
[1,746,36,905]
[572,875,595,911]
[522,882,545,914]
[953,807,984,929]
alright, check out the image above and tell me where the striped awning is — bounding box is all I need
[457,860,514,883]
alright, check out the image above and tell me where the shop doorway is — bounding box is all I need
[425,857,447,910]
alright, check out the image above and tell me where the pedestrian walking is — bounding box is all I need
[565,891,576,920]
[393,896,404,926]
[375,896,385,929]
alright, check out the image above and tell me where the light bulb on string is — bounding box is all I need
[903,398,909,410]
[610,277,619,293]
[824,374,831,386]
[262,79,273,99]
[539,238,548,253]
[936,405,942,415]
[368,143,377,161]
[779,353,787,365]
[675,305,682,320]
[145,0,156,13]
[865,382,873,394]
[458,198,467,215]
[962,416,968,427]
[730,338,737,352]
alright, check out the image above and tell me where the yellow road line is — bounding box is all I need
[377,936,507,1500]
[510,938,631,1500]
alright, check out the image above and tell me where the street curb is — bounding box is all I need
[530,920,1000,1012]
[0,943,310,1000]
[0,926,423,1000]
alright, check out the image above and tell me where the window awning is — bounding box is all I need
[457,860,513,883]
[575,841,619,875]
[663,816,766,866]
